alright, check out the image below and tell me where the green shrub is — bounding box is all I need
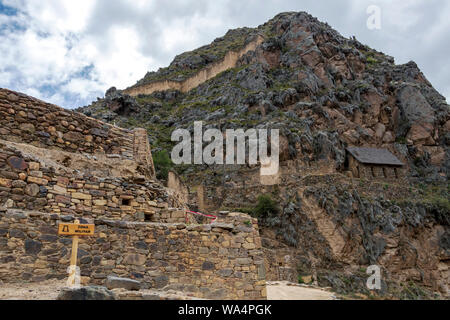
[153,150,173,180]
[228,195,280,218]
[253,195,279,218]
[424,195,450,213]
[366,56,378,66]
[419,185,450,214]
[396,137,407,144]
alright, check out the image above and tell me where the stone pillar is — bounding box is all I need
[395,167,405,179]
[372,166,384,178]
[197,185,205,212]
[167,171,189,204]
[360,165,373,179]
[348,155,359,178]
[133,128,155,178]
[384,167,396,179]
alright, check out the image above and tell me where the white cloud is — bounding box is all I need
[0,0,448,109]
[88,26,155,90]
[62,78,103,100]
[18,0,94,33]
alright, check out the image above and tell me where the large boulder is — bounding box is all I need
[105,276,141,291]
[57,286,116,300]
[104,87,139,116]
[395,85,436,139]
[235,63,271,91]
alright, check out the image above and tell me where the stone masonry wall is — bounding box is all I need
[123,36,264,96]
[0,209,267,300]
[133,128,156,178]
[263,247,298,283]
[0,141,186,223]
[167,171,189,205]
[0,88,155,177]
[348,154,404,179]
[196,160,336,210]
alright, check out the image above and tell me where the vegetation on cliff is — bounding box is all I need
[77,11,449,299]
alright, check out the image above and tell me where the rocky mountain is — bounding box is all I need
[78,12,449,299]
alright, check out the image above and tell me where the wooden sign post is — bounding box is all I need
[58,219,95,287]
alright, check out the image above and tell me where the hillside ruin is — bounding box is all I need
[0,88,267,300]
[78,11,449,299]
[1,10,448,300]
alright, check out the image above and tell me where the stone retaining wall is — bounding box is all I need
[0,141,185,222]
[0,89,154,176]
[123,36,264,96]
[195,160,337,210]
[0,209,267,300]
[263,248,298,283]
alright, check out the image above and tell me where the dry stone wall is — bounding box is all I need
[195,160,337,210]
[0,141,185,222]
[123,36,264,96]
[0,209,267,300]
[0,88,155,176]
[0,88,267,299]
[133,128,156,178]
[347,154,405,179]
[263,247,298,283]
[167,171,189,205]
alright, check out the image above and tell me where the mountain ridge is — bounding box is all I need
[123,35,265,96]
[77,11,449,298]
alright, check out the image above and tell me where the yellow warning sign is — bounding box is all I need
[58,223,95,236]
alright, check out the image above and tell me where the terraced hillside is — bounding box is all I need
[78,11,449,299]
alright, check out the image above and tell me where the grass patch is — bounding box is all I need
[366,56,378,66]
[153,150,173,181]
[230,195,280,219]
[137,28,255,85]
[253,195,280,218]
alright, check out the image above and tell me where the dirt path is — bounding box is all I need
[266,282,337,300]
[0,280,337,300]
[0,279,64,300]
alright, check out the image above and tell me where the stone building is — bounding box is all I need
[346,147,405,179]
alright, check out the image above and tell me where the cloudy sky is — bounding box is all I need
[0,0,448,109]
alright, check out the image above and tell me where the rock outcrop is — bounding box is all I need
[47,11,450,299]
[105,276,141,291]
[57,286,116,300]
[79,12,448,183]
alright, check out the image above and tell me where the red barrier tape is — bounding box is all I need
[185,210,218,224]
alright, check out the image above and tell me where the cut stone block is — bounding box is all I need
[106,276,141,291]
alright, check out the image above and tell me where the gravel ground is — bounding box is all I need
[0,280,337,300]
[0,279,65,300]
[267,281,337,300]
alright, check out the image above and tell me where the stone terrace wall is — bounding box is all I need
[0,209,267,300]
[263,247,298,283]
[133,128,156,178]
[0,141,186,222]
[0,88,141,164]
[196,160,337,210]
[123,36,264,96]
